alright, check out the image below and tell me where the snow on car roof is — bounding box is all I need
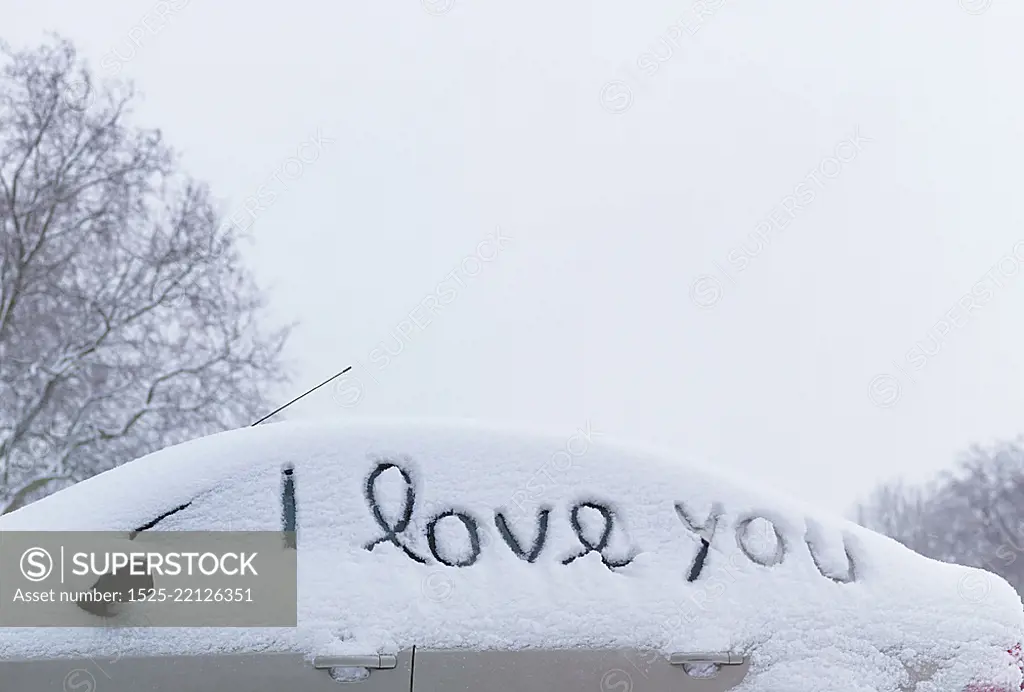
[1,418,1022,691]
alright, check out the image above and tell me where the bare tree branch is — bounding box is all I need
[0,37,292,513]
[855,439,1024,595]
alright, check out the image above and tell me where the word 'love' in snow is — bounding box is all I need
[360,460,858,583]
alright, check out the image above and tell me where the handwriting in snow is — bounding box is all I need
[361,460,857,583]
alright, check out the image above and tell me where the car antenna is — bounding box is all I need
[250,365,354,427]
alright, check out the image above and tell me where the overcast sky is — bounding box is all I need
[6,0,1024,515]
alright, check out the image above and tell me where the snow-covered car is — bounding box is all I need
[1,419,1022,691]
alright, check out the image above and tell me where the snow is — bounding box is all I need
[1,418,1022,692]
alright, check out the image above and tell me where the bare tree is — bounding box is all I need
[936,441,1024,591]
[854,479,937,554]
[854,439,1024,594]
[0,37,291,514]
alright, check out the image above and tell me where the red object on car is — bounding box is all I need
[964,644,1024,692]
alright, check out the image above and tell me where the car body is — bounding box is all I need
[1,418,1022,691]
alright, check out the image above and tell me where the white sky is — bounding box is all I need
[6,0,1024,516]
